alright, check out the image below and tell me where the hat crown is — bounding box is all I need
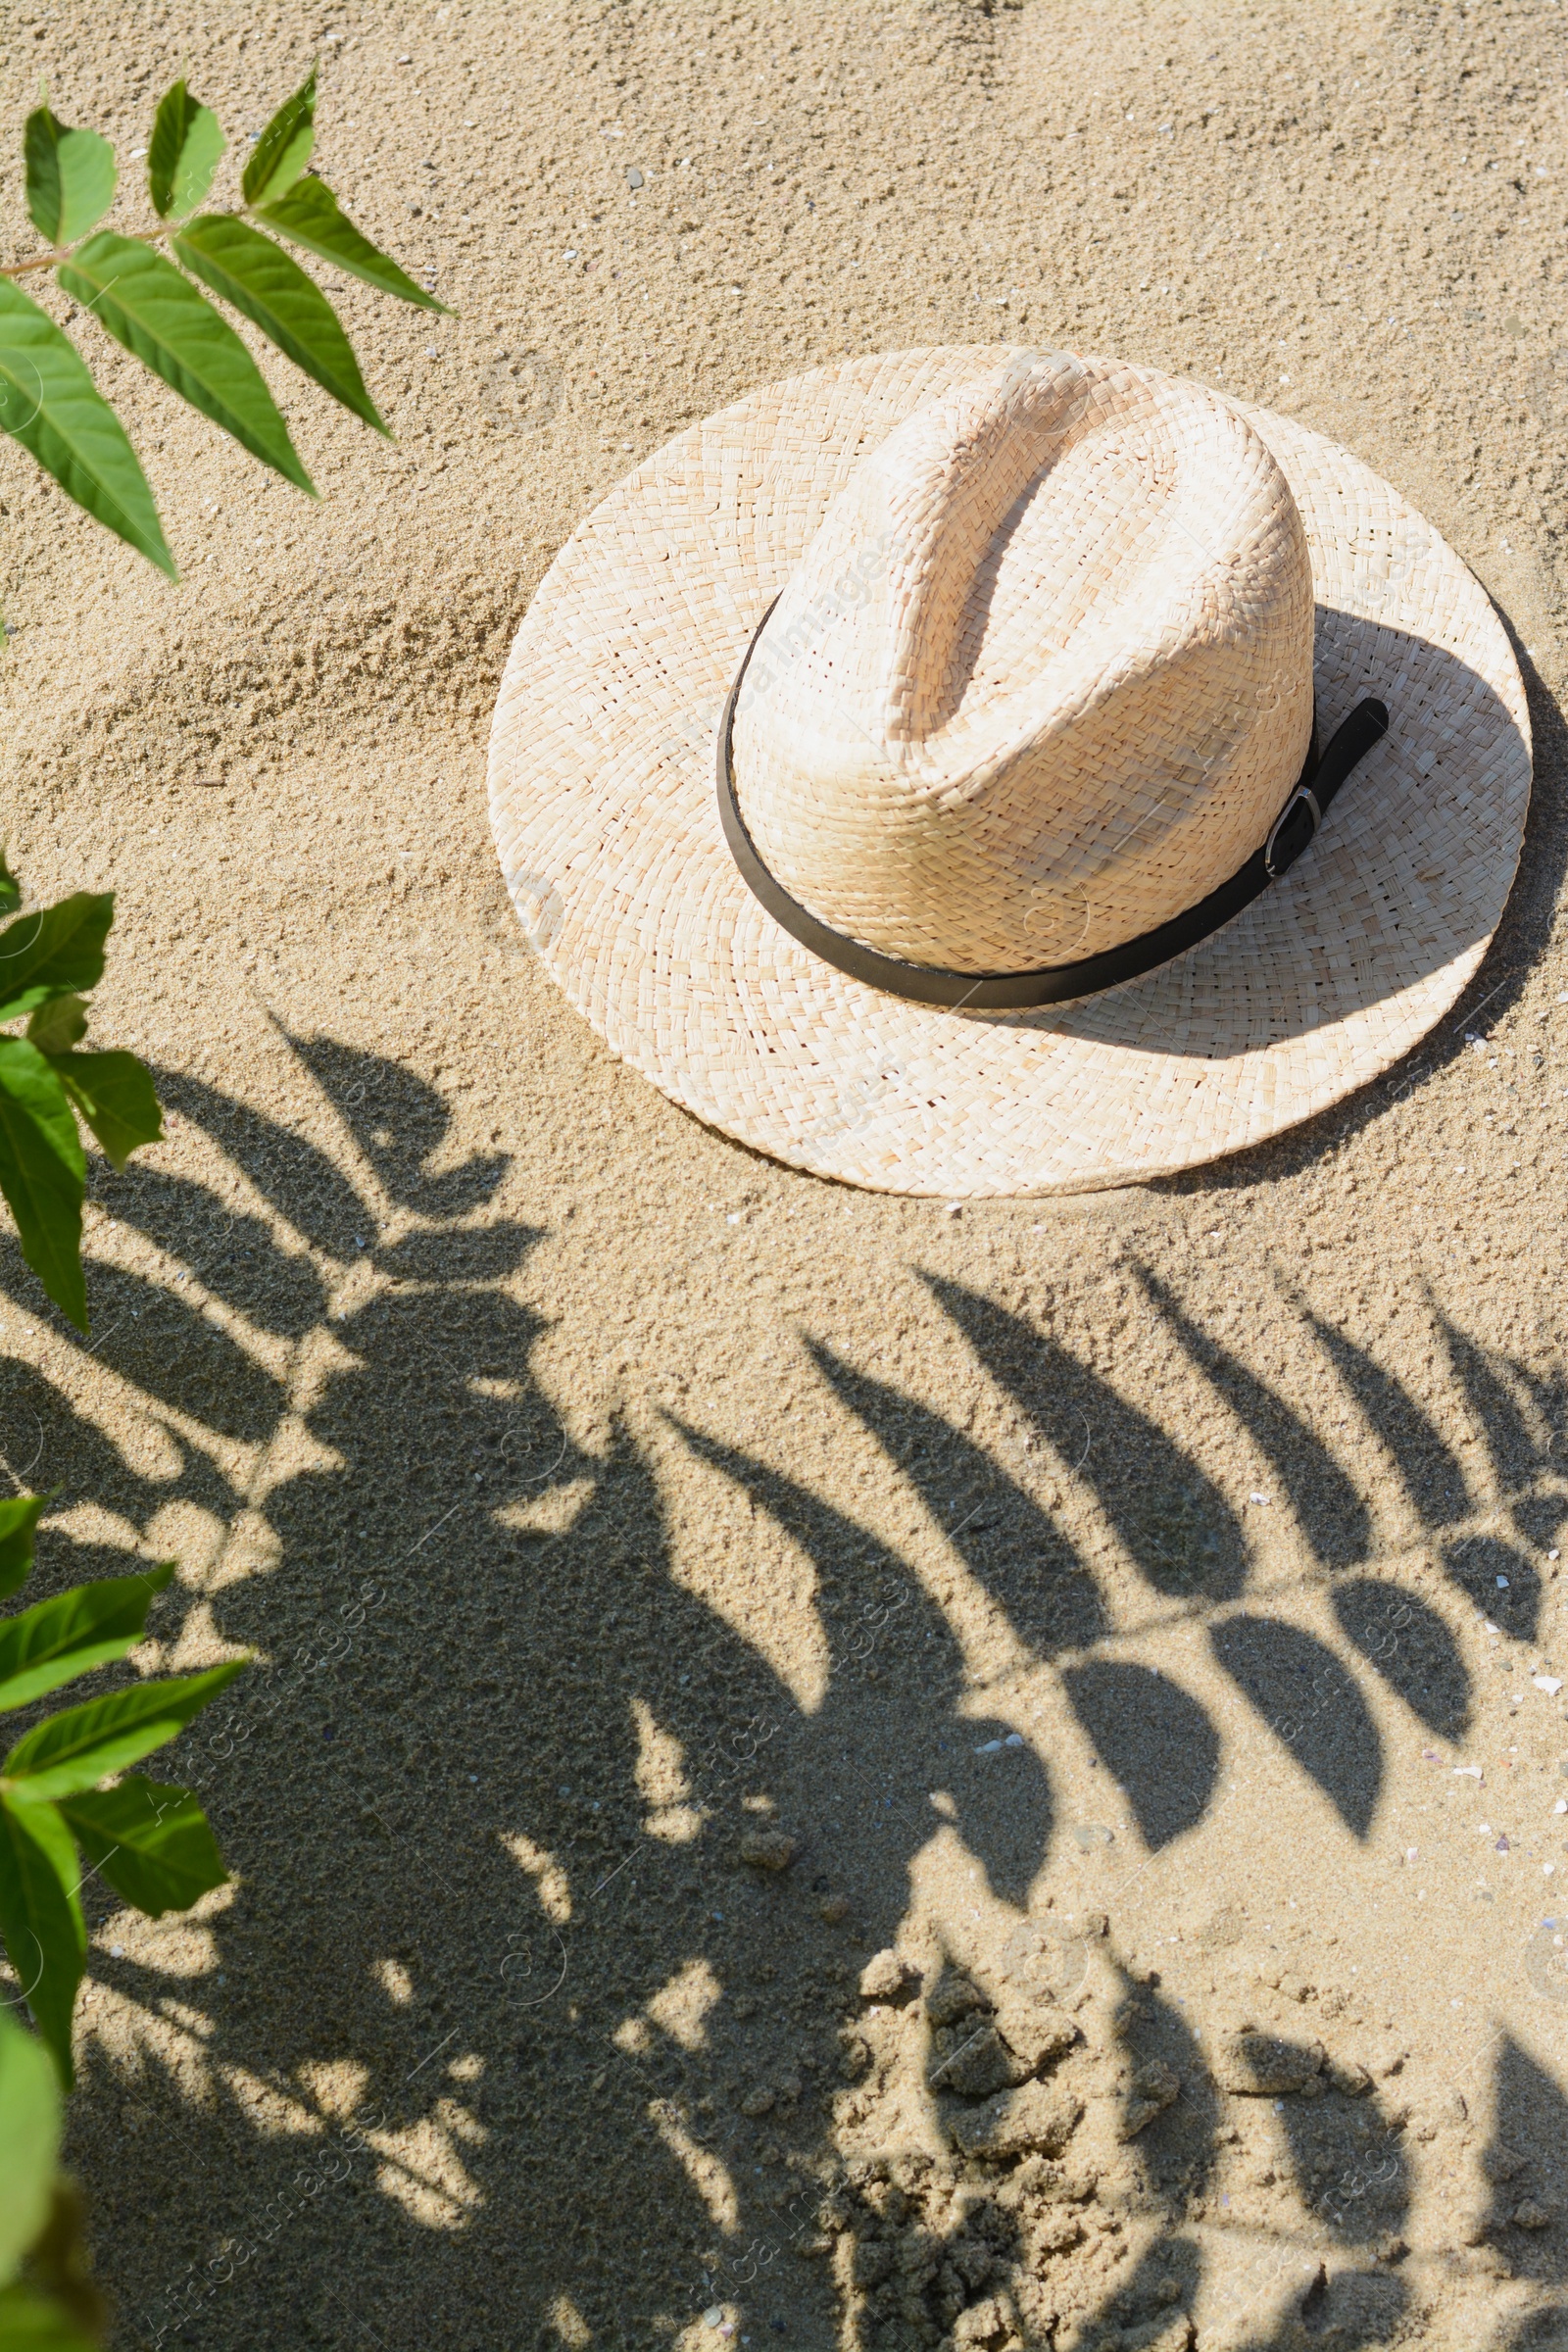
[731,351,1315,972]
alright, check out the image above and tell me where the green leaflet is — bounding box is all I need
[0,2008,59,2286]
[256,176,447,311]
[0,854,20,918]
[59,235,314,495]
[51,1052,163,1171]
[242,65,316,207]
[0,280,172,576]
[174,213,385,433]
[0,1043,86,1334]
[23,110,116,247]
[3,1660,245,1803]
[0,1499,45,1606]
[0,894,112,1024]
[23,998,86,1058]
[0,1798,84,2088]
[0,2282,99,2351]
[0,1463,238,2093]
[60,1780,225,1918]
[147,81,226,220]
[0,881,157,1322]
[0,1564,173,1716]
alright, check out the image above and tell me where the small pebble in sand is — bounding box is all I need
[739,1829,798,1871]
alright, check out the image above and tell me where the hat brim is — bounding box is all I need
[487,346,1531,1197]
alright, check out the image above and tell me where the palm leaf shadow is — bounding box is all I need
[804,1337,1108,1657]
[926,1273,1250,1601]
[1110,1962,1220,2207]
[1483,2035,1568,2280]
[1232,2267,1408,2347]
[1277,2066,1410,2245]
[1443,1532,1541,1641]
[1331,1577,1470,1740]
[1062,1660,1220,1848]
[96,1163,329,1338]
[1296,1297,1470,1530]
[153,1065,371,1260]
[1137,1262,1371,1569]
[669,1414,1054,1913]
[1433,1295,1544,1494]
[282,1030,509,1218]
[1209,1614,1383,1838]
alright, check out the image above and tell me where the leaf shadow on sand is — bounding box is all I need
[0,1041,1562,2348]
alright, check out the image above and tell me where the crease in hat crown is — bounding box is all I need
[729,350,1317,975]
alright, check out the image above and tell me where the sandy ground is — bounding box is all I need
[3,1,1568,2347]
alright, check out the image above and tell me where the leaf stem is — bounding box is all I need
[1,216,205,279]
[0,246,77,278]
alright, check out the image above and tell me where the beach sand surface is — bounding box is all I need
[3,4,1568,2347]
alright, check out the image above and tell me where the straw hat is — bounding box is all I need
[488,346,1531,1196]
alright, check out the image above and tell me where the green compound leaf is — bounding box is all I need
[51,1052,162,1172]
[147,80,226,220]
[0,894,112,1025]
[0,1043,86,1333]
[23,998,86,1058]
[60,1779,226,1917]
[174,213,385,432]
[0,1564,173,1717]
[0,281,172,576]
[0,1796,84,2088]
[0,2007,60,2287]
[24,110,116,248]
[59,235,314,495]
[0,1498,45,1605]
[242,66,316,207]
[256,175,447,311]
[3,1661,246,1804]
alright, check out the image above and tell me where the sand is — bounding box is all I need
[2,1,1568,2346]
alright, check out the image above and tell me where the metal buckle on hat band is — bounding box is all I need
[1264,783,1322,881]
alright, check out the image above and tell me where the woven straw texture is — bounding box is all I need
[733,351,1315,972]
[487,345,1532,1198]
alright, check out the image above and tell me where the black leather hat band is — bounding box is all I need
[715,598,1390,1012]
